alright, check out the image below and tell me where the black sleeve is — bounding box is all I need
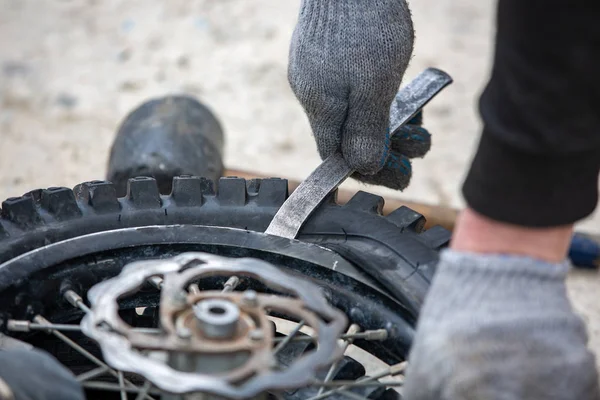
[462,0,600,227]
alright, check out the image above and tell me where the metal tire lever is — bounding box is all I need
[265,68,453,239]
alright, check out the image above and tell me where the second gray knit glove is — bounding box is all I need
[288,0,420,190]
[0,348,85,400]
[403,250,600,400]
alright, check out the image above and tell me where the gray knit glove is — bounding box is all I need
[289,0,419,190]
[403,250,600,400]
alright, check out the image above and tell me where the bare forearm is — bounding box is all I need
[451,208,574,262]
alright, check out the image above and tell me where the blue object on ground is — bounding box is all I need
[569,233,600,269]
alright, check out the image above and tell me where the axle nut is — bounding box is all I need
[193,299,240,339]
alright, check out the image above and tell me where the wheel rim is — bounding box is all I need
[0,227,415,399]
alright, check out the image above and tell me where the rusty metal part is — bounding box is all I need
[193,299,240,339]
[265,68,453,239]
[80,252,347,399]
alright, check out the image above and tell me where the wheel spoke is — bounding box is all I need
[33,315,156,400]
[32,322,81,332]
[118,371,127,400]
[317,324,361,395]
[7,320,161,334]
[313,380,403,388]
[76,366,110,382]
[273,320,305,356]
[272,329,388,344]
[336,390,369,400]
[63,290,91,314]
[222,276,240,292]
[306,362,405,400]
[82,381,161,395]
[7,320,80,332]
[135,381,153,400]
[33,315,106,368]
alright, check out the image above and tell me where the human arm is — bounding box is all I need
[403,0,600,398]
[288,0,431,191]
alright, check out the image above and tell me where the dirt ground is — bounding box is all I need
[1,0,599,368]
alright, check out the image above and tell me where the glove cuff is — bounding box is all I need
[405,250,599,400]
[438,249,570,281]
[421,250,573,324]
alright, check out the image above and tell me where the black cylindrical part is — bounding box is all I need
[107,95,224,195]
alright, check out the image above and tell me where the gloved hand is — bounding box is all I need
[353,112,431,190]
[289,0,424,191]
[403,250,600,400]
[0,348,85,400]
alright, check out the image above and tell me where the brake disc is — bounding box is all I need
[80,252,348,399]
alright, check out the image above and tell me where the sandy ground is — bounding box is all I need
[1,0,599,368]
